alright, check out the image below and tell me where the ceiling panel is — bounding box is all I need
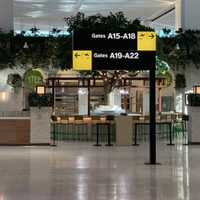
[14,0,175,32]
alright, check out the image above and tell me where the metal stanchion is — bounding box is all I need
[133,123,139,146]
[167,122,175,146]
[53,122,56,146]
[183,115,189,145]
[51,115,57,147]
[105,123,113,146]
[94,123,102,146]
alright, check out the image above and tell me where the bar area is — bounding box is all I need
[45,70,188,146]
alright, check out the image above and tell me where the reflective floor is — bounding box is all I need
[0,142,198,200]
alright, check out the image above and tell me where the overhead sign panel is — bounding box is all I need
[72,31,156,70]
[73,50,92,70]
[73,32,138,51]
[137,32,156,51]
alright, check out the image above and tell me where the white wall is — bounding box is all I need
[0,0,13,32]
[143,90,149,115]
[176,0,200,30]
[0,89,23,112]
[0,68,24,112]
[174,65,200,114]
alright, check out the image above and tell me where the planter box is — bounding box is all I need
[30,107,52,145]
[187,94,200,106]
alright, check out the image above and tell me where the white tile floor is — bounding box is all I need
[0,142,198,200]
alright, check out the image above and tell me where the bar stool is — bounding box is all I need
[156,115,161,139]
[83,117,92,141]
[132,116,140,145]
[105,115,114,146]
[61,119,68,141]
[68,117,75,141]
[182,114,189,144]
[74,116,84,141]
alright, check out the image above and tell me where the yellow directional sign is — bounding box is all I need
[73,50,92,71]
[137,32,156,51]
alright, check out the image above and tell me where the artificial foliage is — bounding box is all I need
[0,12,200,73]
[28,93,53,107]
[0,12,152,72]
[158,29,200,70]
[187,93,200,106]
[7,73,22,88]
[175,73,186,89]
[0,29,72,70]
[23,69,44,90]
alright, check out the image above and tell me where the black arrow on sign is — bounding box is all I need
[74,53,80,58]
[139,33,145,38]
[149,33,155,39]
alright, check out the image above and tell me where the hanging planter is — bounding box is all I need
[163,71,173,87]
[28,93,53,107]
[7,73,22,88]
[175,74,186,89]
[23,68,44,90]
[186,93,200,106]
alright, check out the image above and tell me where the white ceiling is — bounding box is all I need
[13,0,175,32]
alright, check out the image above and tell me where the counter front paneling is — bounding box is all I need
[0,117,30,145]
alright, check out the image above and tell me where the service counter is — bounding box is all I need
[0,108,52,145]
[52,113,180,146]
[0,117,30,145]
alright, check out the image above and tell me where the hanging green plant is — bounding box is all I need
[24,69,44,90]
[187,94,200,106]
[7,73,22,88]
[156,56,169,75]
[163,71,173,87]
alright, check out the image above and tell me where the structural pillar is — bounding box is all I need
[176,0,200,30]
[78,88,88,115]
[0,0,13,32]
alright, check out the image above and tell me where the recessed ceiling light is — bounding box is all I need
[25,11,44,18]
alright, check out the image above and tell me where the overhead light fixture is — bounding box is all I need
[23,42,29,49]
[120,88,129,95]
[36,85,46,95]
[78,88,88,95]
[176,44,180,50]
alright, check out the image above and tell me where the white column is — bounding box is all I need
[176,0,200,30]
[115,116,133,146]
[78,88,88,115]
[0,0,13,32]
[143,90,149,115]
[188,107,200,144]
[108,89,121,107]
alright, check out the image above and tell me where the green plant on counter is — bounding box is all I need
[28,93,53,107]
[187,93,200,106]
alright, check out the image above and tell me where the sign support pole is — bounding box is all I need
[149,68,157,164]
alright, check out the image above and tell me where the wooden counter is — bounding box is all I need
[0,118,30,145]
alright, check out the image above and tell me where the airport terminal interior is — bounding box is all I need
[0,0,200,199]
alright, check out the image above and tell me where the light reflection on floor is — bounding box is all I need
[0,142,198,200]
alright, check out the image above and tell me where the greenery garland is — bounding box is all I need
[1,12,199,74]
